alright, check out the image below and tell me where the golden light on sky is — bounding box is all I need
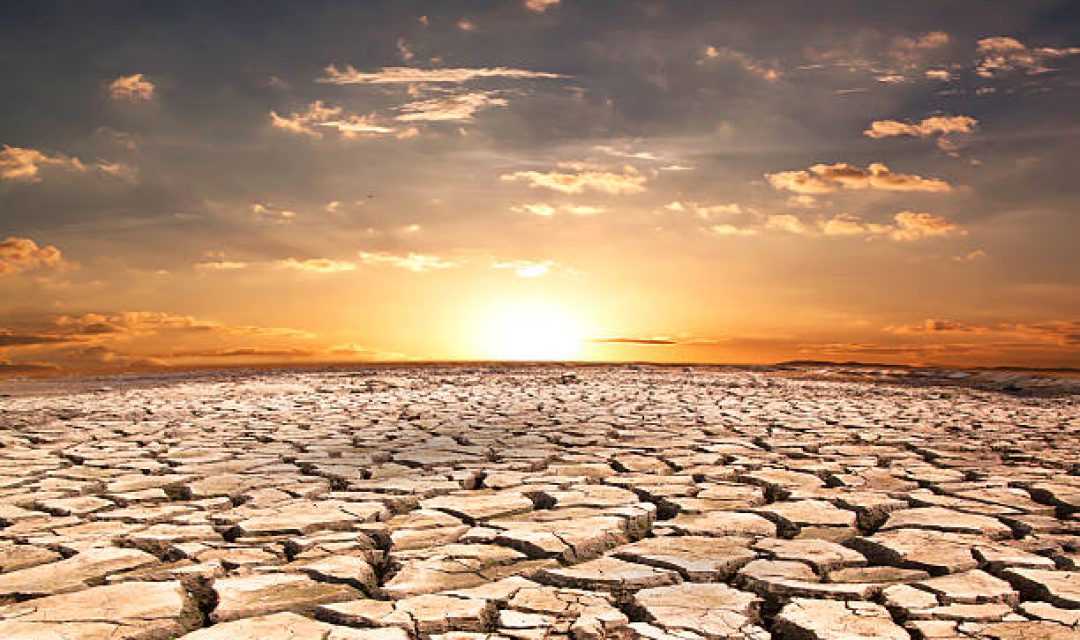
[1,1,1078,374]
[472,299,590,361]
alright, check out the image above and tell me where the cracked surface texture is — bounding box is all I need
[0,365,1078,639]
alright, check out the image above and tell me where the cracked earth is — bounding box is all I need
[0,366,1077,639]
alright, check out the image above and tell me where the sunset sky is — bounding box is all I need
[2,0,1078,373]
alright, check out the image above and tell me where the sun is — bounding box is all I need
[474,300,587,361]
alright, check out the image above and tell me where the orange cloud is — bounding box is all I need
[270,100,396,138]
[889,211,963,241]
[0,146,85,183]
[818,212,961,240]
[865,115,977,139]
[274,258,357,273]
[107,73,155,101]
[0,237,67,276]
[357,251,457,272]
[511,203,605,216]
[490,259,557,278]
[865,115,978,154]
[501,166,647,195]
[976,37,1080,77]
[707,224,758,237]
[591,337,678,345]
[523,0,560,13]
[883,319,1079,348]
[886,319,983,334]
[701,46,781,81]
[395,91,508,122]
[766,162,951,193]
[194,260,249,271]
[665,201,742,218]
[952,249,986,263]
[252,202,297,223]
[764,214,809,235]
[318,65,564,84]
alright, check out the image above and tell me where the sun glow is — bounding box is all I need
[475,300,588,361]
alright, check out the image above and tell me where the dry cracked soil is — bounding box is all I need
[0,365,1077,640]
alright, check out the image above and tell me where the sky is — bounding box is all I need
[1,0,1079,373]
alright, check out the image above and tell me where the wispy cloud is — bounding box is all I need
[590,337,678,345]
[501,166,647,195]
[270,100,397,138]
[318,64,564,85]
[395,91,508,122]
[357,251,457,272]
[490,259,564,278]
[274,257,357,273]
[252,202,297,223]
[701,46,781,81]
[665,201,742,218]
[511,202,605,216]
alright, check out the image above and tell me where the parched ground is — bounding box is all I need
[0,366,1077,640]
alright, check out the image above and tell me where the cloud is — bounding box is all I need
[274,257,357,273]
[511,203,605,216]
[0,310,331,373]
[270,100,396,138]
[883,319,1079,347]
[864,115,978,153]
[952,249,986,263]
[764,214,809,235]
[976,37,1080,77]
[664,201,741,218]
[0,145,85,183]
[357,251,457,272]
[0,237,68,276]
[194,260,249,271]
[107,73,155,101]
[501,166,647,195]
[889,211,963,241]
[786,195,821,209]
[46,311,313,339]
[886,319,982,334]
[0,331,72,347]
[396,38,415,63]
[523,0,560,13]
[318,64,564,85]
[766,162,951,194]
[902,31,950,51]
[252,202,297,223]
[171,347,317,358]
[802,30,950,83]
[491,259,555,278]
[707,224,758,237]
[864,115,977,139]
[701,46,781,81]
[94,161,138,182]
[395,91,509,122]
[820,214,886,237]
[818,212,961,241]
[590,337,678,345]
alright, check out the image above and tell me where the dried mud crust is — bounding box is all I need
[0,366,1077,640]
